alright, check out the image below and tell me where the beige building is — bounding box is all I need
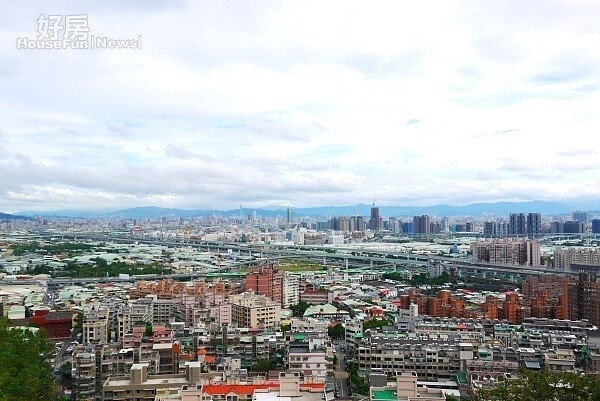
[471,238,541,266]
[370,372,446,401]
[83,303,110,344]
[229,292,281,329]
[554,247,600,270]
[103,362,201,401]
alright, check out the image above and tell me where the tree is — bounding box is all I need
[363,318,392,330]
[328,323,345,340]
[73,312,83,331]
[475,369,600,401]
[253,358,276,372]
[0,317,54,401]
[60,361,72,381]
[145,322,153,336]
[290,301,310,317]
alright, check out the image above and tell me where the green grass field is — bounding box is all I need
[238,259,325,273]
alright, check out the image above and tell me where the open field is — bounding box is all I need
[237,259,325,273]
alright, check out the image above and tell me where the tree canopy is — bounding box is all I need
[0,318,55,401]
[363,318,392,330]
[328,323,345,339]
[475,369,600,401]
[290,301,310,317]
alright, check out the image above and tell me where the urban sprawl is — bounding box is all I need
[2,207,600,401]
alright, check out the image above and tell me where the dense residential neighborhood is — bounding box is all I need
[2,209,600,400]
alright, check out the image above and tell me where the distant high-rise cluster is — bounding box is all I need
[328,215,366,232]
[572,210,590,223]
[507,212,542,237]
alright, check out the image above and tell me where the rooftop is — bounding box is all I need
[371,390,397,401]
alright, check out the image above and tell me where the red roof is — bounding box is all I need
[202,384,274,395]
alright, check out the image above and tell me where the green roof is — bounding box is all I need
[294,334,306,340]
[457,371,468,384]
[372,390,397,401]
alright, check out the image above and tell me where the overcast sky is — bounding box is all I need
[1,1,600,212]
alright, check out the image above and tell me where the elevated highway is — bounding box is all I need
[24,232,577,284]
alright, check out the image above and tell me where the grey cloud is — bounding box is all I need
[247,121,316,142]
[573,84,600,93]
[470,129,519,139]
[556,149,597,157]
[344,51,425,77]
[107,123,136,138]
[531,71,582,85]
[163,145,197,160]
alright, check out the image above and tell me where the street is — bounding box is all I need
[333,342,350,399]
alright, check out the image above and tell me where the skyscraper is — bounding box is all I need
[509,213,527,236]
[572,210,590,223]
[369,204,380,232]
[527,213,542,238]
[413,215,430,236]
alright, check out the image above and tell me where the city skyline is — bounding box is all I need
[2,1,600,212]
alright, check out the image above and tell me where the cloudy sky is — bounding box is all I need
[1,1,600,212]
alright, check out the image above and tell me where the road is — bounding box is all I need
[334,342,350,399]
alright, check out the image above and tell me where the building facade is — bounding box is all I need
[229,292,282,329]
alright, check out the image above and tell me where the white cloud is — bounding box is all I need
[1,0,600,212]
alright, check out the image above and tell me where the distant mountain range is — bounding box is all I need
[15,200,596,219]
[0,212,33,221]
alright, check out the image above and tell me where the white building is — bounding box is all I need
[282,273,300,308]
[287,341,328,377]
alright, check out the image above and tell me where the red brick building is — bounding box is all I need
[244,264,284,305]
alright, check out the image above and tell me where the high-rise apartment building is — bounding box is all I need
[471,238,541,266]
[440,217,450,232]
[483,222,495,237]
[554,247,600,270]
[509,213,527,236]
[370,204,381,232]
[527,213,542,238]
[592,219,600,234]
[282,273,299,308]
[551,221,585,234]
[572,210,590,223]
[244,263,284,305]
[413,215,430,236]
[522,275,571,320]
[568,273,600,326]
[352,215,366,231]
